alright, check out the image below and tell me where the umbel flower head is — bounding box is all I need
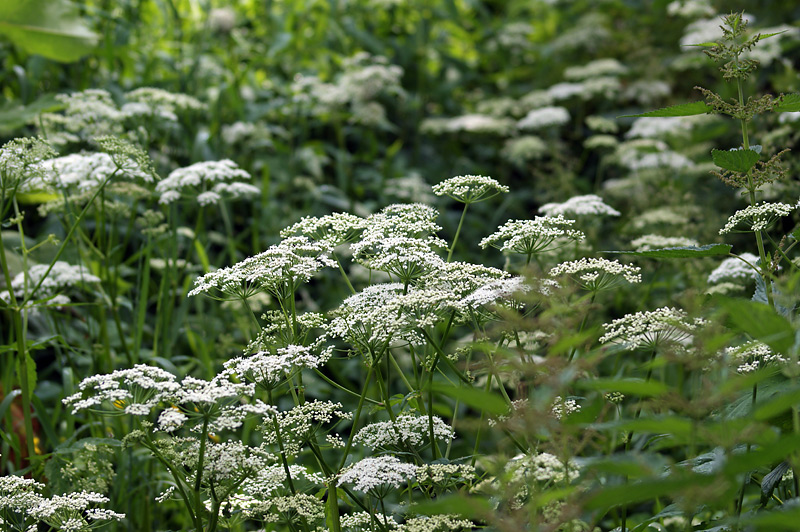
[189,236,336,301]
[0,137,56,193]
[337,456,416,495]
[480,216,585,257]
[549,257,641,292]
[600,307,706,351]
[539,194,620,218]
[156,159,258,206]
[719,201,796,235]
[432,174,509,204]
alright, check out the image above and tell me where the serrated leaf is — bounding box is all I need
[619,101,712,118]
[716,297,794,353]
[576,378,669,397]
[0,0,98,63]
[774,93,800,113]
[605,244,732,259]
[712,148,760,173]
[428,383,508,415]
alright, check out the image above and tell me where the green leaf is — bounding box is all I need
[0,94,61,134]
[715,297,794,353]
[413,494,493,520]
[619,101,712,118]
[761,461,791,505]
[753,387,800,422]
[773,93,800,113]
[711,148,760,173]
[605,244,732,259]
[428,383,508,416]
[0,0,98,62]
[576,378,669,397]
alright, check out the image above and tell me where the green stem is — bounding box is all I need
[339,366,374,471]
[447,202,470,262]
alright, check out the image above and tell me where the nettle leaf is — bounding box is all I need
[619,101,712,118]
[605,244,732,259]
[0,0,97,62]
[773,93,800,113]
[712,148,760,173]
[428,383,508,416]
[716,297,794,354]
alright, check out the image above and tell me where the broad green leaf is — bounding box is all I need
[761,461,791,505]
[773,93,800,113]
[585,474,713,510]
[619,101,712,118]
[0,94,61,134]
[753,387,800,422]
[0,0,97,62]
[428,383,508,415]
[716,297,794,353]
[605,244,732,259]
[743,506,800,530]
[413,494,492,519]
[711,148,760,173]
[0,390,22,421]
[576,378,669,397]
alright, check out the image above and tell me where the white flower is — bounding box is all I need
[354,413,454,449]
[708,253,760,284]
[280,212,366,247]
[480,216,585,256]
[0,261,100,306]
[551,396,582,420]
[517,106,570,130]
[501,136,548,166]
[432,175,509,203]
[631,234,700,252]
[550,258,641,291]
[157,159,257,205]
[725,341,788,374]
[564,58,628,80]
[225,344,333,387]
[420,114,516,136]
[42,152,153,191]
[600,307,706,351]
[719,202,796,235]
[539,194,620,218]
[337,456,416,493]
[189,236,336,300]
[667,0,715,18]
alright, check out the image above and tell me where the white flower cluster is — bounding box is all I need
[719,202,797,235]
[337,456,417,493]
[40,89,125,145]
[600,307,705,351]
[432,175,509,204]
[551,396,582,420]
[354,413,454,449]
[631,234,700,252]
[156,159,258,205]
[280,212,366,247]
[225,343,334,388]
[507,452,580,484]
[618,148,694,171]
[549,257,641,291]
[1,475,124,531]
[189,236,336,300]
[667,0,715,18]
[123,87,204,122]
[564,58,628,80]
[539,194,620,218]
[501,135,548,166]
[328,283,423,352]
[420,114,516,136]
[0,137,56,191]
[725,341,788,374]
[43,152,153,192]
[0,261,101,306]
[480,216,585,255]
[625,116,697,139]
[64,364,181,415]
[261,401,352,456]
[517,106,570,130]
[707,253,760,284]
[548,77,621,101]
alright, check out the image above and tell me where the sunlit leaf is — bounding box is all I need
[619,101,712,118]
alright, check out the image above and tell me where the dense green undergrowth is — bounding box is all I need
[2,2,800,531]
